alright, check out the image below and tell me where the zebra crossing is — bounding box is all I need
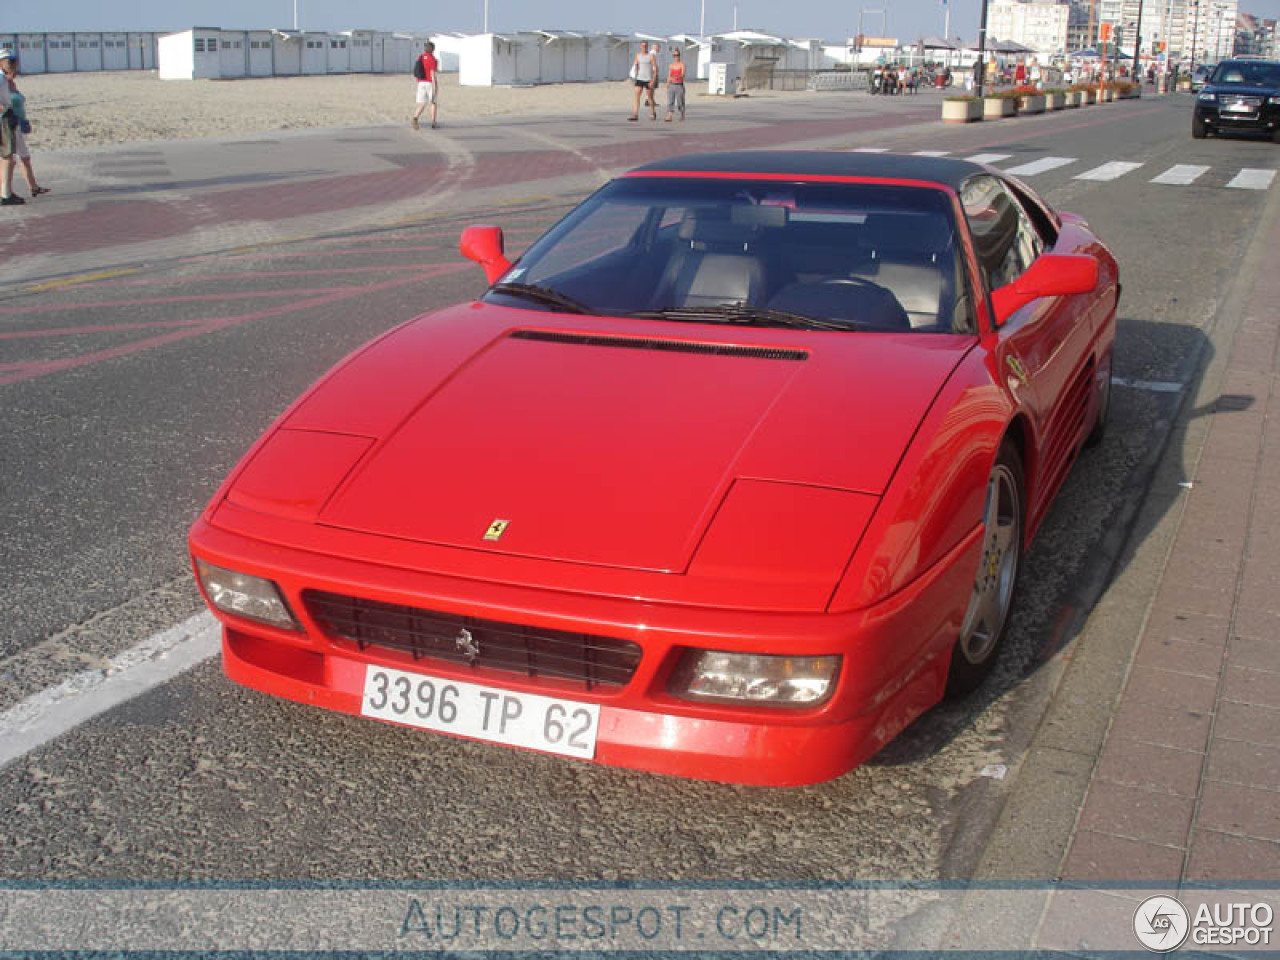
[852,149,1280,190]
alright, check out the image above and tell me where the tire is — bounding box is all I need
[1084,363,1111,449]
[1273,127,1280,145]
[1192,113,1208,139]
[945,442,1025,698]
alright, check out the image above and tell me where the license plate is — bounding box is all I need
[1225,102,1253,112]
[360,665,600,759]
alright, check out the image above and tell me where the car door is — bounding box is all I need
[960,174,1097,526]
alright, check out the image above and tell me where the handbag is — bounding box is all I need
[628,62,638,81]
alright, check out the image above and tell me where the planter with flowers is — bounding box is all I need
[983,91,1018,118]
[1013,85,1046,114]
[1044,88,1067,111]
[942,95,983,123]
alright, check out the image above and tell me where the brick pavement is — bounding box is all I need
[0,104,937,270]
[1060,204,1280,883]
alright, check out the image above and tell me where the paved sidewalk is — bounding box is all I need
[1060,192,1280,882]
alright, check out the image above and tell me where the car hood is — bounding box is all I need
[245,304,974,573]
[1204,83,1278,96]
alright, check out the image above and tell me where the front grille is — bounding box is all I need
[1225,96,1264,108]
[304,591,642,690]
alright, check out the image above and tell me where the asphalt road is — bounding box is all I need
[0,90,1275,883]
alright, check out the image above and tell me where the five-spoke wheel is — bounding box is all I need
[947,442,1024,697]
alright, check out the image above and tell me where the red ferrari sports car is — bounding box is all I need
[190,151,1118,786]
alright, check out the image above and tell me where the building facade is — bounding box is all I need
[988,0,1071,56]
[1097,0,1238,60]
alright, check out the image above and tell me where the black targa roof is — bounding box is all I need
[627,151,987,190]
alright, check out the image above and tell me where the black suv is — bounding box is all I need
[1193,58,1280,141]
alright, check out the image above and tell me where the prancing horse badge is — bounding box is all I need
[483,518,510,541]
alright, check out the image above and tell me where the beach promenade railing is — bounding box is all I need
[740,65,870,92]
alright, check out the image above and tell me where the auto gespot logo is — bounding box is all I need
[1133,895,1274,952]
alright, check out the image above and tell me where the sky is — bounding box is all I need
[4,0,1280,44]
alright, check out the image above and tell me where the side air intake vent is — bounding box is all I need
[511,329,807,362]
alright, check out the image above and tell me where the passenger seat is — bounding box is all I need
[653,217,767,308]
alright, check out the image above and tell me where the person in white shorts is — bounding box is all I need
[412,41,440,130]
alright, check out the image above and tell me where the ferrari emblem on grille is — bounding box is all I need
[455,628,481,661]
[483,518,510,541]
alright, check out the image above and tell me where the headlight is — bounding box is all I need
[1269,95,1280,105]
[672,650,840,706]
[195,560,299,629]
[1198,91,1217,102]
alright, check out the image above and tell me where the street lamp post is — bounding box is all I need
[1133,0,1144,79]
[975,0,990,98]
[1189,0,1199,75]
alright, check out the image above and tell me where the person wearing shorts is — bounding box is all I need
[412,41,439,130]
[629,41,658,121]
[664,47,686,121]
[0,52,45,204]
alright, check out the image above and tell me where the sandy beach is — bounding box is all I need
[13,70,783,151]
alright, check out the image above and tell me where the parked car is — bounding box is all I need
[1190,62,1216,91]
[190,152,1119,786]
[1193,58,1280,140]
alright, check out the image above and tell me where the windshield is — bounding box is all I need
[485,176,971,334]
[1210,61,1280,86]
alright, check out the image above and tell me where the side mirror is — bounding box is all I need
[460,225,512,285]
[991,253,1099,323]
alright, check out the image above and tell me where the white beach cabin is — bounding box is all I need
[158,29,222,79]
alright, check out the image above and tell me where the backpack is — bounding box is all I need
[413,57,426,80]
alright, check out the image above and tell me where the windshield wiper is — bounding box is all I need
[628,304,854,331]
[489,282,590,315]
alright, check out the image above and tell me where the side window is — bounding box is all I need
[960,175,1042,292]
[1005,180,1059,248]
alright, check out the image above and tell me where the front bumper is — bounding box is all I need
[1195,100,1280,133]
[190,515,981,787]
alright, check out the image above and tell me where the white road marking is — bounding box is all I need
[965,153,1013,165]
[851,147,889,153]
[1074,161,1144,181]
[1226,168,1277,191]
[1003,156,1077,176]
[0,611,220,770]
[1151,164,1210,185]
[1112,377,1186,393]
[912,150,950,157]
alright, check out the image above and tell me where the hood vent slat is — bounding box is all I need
[511,329,807,362]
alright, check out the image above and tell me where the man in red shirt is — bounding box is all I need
[412,41,439,130]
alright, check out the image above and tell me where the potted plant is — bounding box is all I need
[1012,84,1045,114]
[942,95,983,123]
[1043,87,1067,110]
[1073,83,1097,104]
[983,90,1017,118]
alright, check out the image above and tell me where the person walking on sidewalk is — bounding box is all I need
[411,41,439,130]
[664,47,686,121]
[0,50,47,205]
[628,41,658,121]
